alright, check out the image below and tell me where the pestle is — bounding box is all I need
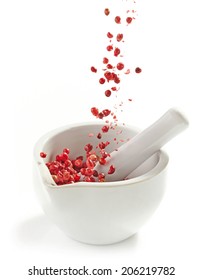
[95,108,189,182]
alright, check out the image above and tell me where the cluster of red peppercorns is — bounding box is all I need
[40,144,115,185]
[90,7,141,103]
[90,106,118,134]
[91,107,111,119]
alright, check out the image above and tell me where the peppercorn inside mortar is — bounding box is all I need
[40,141,116,185]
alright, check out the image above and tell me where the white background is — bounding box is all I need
[0,0,203,279]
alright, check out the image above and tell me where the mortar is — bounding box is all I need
[33,122,168,245]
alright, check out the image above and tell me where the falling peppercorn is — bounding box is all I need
[135,67,142,73]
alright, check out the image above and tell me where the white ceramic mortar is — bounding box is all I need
[33,123,168,245]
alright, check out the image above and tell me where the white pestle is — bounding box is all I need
[95,108,189,182]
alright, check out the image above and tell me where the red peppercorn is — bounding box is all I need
[104,71,113,82]
[99,77,106,84]
[74,173,81,182]
[40,152,47,158]
[102,109,111,117]
[91,107,99,117]
[116,33,123,42]
[85,168,94,176]
[88,154,98,162]
[49,165,57,175]
[103,57,109,64]
[102,125,109,133]
[108,165,115,174]
[98,173,105,182]
[98,112,104,119]
[105,141,110,147]
[76,155,83,162]
[63,170,70,181]
[74,158,83,168]
[135,67,142,73]
[86,159,95,169]
[63,148,70,154]
[99,158,106,165]
[91,66,97,73]
[114,47,120,57]
[80,168,86,175]
[63,153,69,162]
[90,177,96,182]
[84,143,93,153]
[114,76,120,84]
[84,176,96,182]
[56,154,63,162]
[107,64,113,69]
[105,90,111,97]
[104,8,110,16]
[111,87,117,91]
[57,171,64,184]
[107,32,113,38]
[100,149,109,158]
[93,170,99,177]
[68,175,75,184]
[112,73,118,80]
[97,132,102,139]
[107,45,113,51]
[126,17,133,24]
[46,162,51,168]
[99,142,106,149]
[115,16,121,24]
[65,159,73,168]
[117,62,124,70]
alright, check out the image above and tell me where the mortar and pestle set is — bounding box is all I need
[34,108,188,244]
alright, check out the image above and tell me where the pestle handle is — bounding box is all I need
[96,108,189,182]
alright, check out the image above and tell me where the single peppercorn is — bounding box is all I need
[91,66,97,73]
[102,125,109,133]
[117,62,124,70]
[114,47,120,57]
[108,165,116,174]
[107,32,113,38]
[104,71,113,81]
[103,57,109,64]
[99,77,106,84]
[97,132,102,139]
[126,17,133,24]
[91,107,99,117]
[105,90,111,97]
[116,33,123,42]
[111,87,117,91]
[107,64,113,69]
[40,152,47,158]
[84,144,93,153]
[107,45,113,51]
[115,16,121,24]
[102,109,111,116]
[104,8,110,16]
[135,67,142,73]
